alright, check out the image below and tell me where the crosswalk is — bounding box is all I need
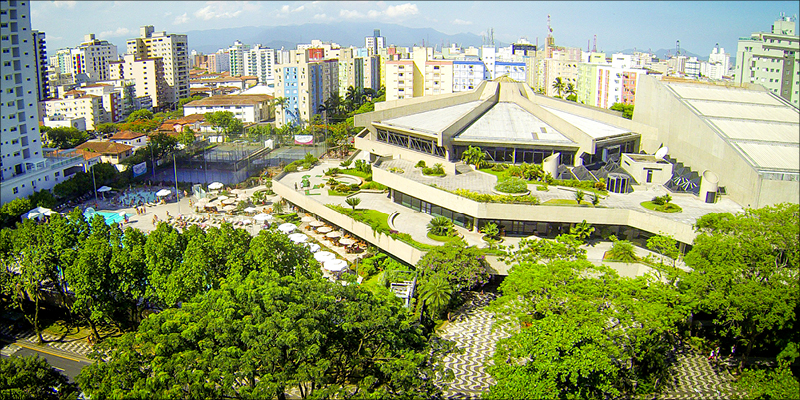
[0,324,93,357]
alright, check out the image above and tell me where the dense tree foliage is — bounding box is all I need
[610,102,634,119]
[0,355,79,400]
[77,270,454,399]
[41,126,91,149]
[415,241,490,292]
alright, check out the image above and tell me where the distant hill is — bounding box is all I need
[177,22,490,54]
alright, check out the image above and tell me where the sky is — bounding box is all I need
[32,1,799,57]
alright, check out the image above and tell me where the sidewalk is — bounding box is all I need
[0,324,93,363]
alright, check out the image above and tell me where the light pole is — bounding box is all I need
[173,152,180,214]
[150,144,156,180]
[90,164,98,203]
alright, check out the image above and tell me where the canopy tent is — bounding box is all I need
[253,213,273,221]
[208,182,224,190]
[278,223,297,233]
[288,233,309,243]
[156,189,172,197]
[323,259,348,272]
[314,251,336,263]
[309,221,325,227]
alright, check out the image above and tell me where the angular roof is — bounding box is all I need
[110,130,147,140]
[380,101,483,135]
[75,141,134,155]
[454,102,574,145]
[664,81,800,173]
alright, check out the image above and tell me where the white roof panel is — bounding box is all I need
[540,106,631,139]
[708,118,800,143]
[455,102,574,144]
[381,101,484,134]
[686,100,799,122]
[668,84,784,105]
[735,142,800,171]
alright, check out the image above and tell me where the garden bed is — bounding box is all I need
[640,201,682,213]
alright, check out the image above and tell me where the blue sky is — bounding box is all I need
[33,1,798,56]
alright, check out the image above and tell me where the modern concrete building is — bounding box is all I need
[355,78,654,174]
[42,90,103,131]
[109,53,167,109]
[126,25,189,105]
[365,29,385,56]
[734,15,800,107]
[243,44,276,84]
[634,76,799,208]
[453,60,486,92]
[1,0,82,204]
[701,45,732,80]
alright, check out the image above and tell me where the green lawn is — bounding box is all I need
[327,205,441,251]
[640,201,683,213]
[478,167,506,180]
[339,169,371,179]
[542,199,596,206]
[427,232,460,243]
[327,189,355,196]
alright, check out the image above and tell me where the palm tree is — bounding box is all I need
[591,193,600,207]
[345,196,361,211]
[552,77,566,97]
[569,220,595,242]
[345,86,361,112]
[607,238,638,262]
[419,274,453,319]
[461,146,486,169]
[565,83,577,98]
[427,216,454,236]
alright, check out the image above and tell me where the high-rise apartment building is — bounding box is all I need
[207,51,230,73]
[701,45,731,80]
[1,0,83,204]
[71,34,118,81]
[31,30,48,101]
[228,40,250,76]
[365,29,385,56]
[735,15,799,107]
[453,60,486,92]
[243,44,276,84]
[275,59,338,127]
[109,53,167,109]
[126,25,189,105]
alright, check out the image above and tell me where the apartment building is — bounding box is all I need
[42,90,103,130]
[79,83,122,123]
[72,34,118,81]
[31,30,48,101]
[701,46,731,80]
[126,25,189,105]
[495,61,526,81]
[183,94,273,124]
[453,60,486,92]
[207,51,230,73]
[1,0,83,204]
[385,60,416,101]
[734,15,800,107]
[423,60,453,96]
[275,59,339,127]
[365,29,385,56]
[109,53,167,109]
[576,54,647,108]
[228,40,249,76]
[244,45,276,84]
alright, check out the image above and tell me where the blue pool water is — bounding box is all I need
[84,208,128,225]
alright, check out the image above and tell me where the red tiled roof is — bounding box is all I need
[110,130,147,140]
[75,140,133,155]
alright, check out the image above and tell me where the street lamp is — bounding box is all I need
[90,164,98,203]
[173,152,180,214]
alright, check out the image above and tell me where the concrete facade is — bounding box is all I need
[126,26,189,105]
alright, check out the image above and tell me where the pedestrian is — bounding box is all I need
[294,182,298,190]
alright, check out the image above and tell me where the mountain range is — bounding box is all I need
[111,22,711,62]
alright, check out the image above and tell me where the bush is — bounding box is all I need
[422,163,445,176]
[595,180,607,191]
[415,160,427,168]
[354,159,372,174]
[491,164,507,172]
[284,164,298,173]
[349,183,361,191]
[389,167,404,174]
[302,161,313,170]
[324,167,340,176]
[495,177,529,194]
[361,181,388,191]
[335,184,351,193]
[536,185,549,191]
[340,160,352,168]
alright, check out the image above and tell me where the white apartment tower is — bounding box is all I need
[243,44,276,84]
[1,0,82,204]
[365,29,385,56]
[735,15,800,107]
[126,25,189,105]
[71,33,118,81]
[228,40,250,76]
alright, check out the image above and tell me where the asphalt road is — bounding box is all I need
[1,341,91,382]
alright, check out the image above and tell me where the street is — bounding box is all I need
[1,340,91,382]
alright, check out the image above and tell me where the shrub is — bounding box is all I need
[284,164,298,173]
[349,183,361,191]
[354,159,372,174]
[324,167,340,176]
[302,161,313,170]
[536,185,549,191]
[339,160,352,168]
[491,164,507,172]
[651,195,666,206]
[389,167,404,174]
[361,181,388,190]
[415,160,427,168]
[595,180,607,191]
[335,184,351,193]
[607,237,638,262]
[427,216,455,237]
[422,163,445,176]
[495,177,528,194]
[327,177,338,186]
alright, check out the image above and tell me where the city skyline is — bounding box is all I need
[34,1,798,57]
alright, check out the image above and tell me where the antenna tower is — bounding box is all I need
[676,40,681,57]
[592,34,597,52]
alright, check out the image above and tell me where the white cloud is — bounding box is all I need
[173,13,190,25]
[98,27,132,38]
[164,11,172,17]
[339,9,364,19]
[194,1,257,20]
[293,5,305,13]
[313,13,329,20]
[280,5,290,13]
[384,3,418,18]
[452,19,473,26]
[52,1,76,8]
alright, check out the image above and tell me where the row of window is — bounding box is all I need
[376,129,447,158]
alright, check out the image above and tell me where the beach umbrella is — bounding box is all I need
[323,259,348,272]
[244,207,258,213]
[288,233,308,243]
[309,221,325,227]
[222,198,236,205]
[314,251,336,263]
[222,205,236,212]
[218,195,229,201]
[208,182,224,190]
[326,231,341,239]
[97,186,112,192]
[231,189,244,195]
[306,243,321,253]
[253,213,273,221]
[196,197,210,204]
[278,223,297,233]
[339,238,355,246]
[156,189,172,197]
[317,226,332,234]
[301,216,316,223]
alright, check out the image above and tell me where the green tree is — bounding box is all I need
[610,102,635,119]
[416,241,489,291]
[244,228,317,278]
[27,189,57,209]
[569,220,594,242]
[126,109,153,122]
[480,222,500,240]
[0,355,79,400]
[606,236,638,262]
[143,222,187,308]
[461,145,486,169]
[565,82,577,101]
[552,77,566,97]
[683,203,799,370]
[178,126,196,147]
[646,234,680,267]
[345,196,361,211]
[418,273,453,320]
[42,126,90,149]
[94,122,118,135]
[427,216,454,237]
[77,270,454,400]
[205,111,243,139]
[575,189,585,204]
[500,234,586,266]
[591,193,600,206]
[0,197,32,227]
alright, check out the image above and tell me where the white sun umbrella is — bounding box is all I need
[314,251,336,263]
[196,197,210,204]
[217,195,229,201]
[323,259,348,272]
[156,189,172,197]
[317,226,332,234]
[287,233,308,243]
[208,182,224,190]
[222,205,236,212]
[300,216,316,223]
[97,186,112,193]
[326,231,341,239]
[231,189,244,195]
[278,223,297,233]
[306,243,321,253]
[309,221,325,227]
[243,207,258,213]
[222,198,237,205]
[253,213,273,221]
[339,238,355,246]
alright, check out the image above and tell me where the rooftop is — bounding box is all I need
[454,102,575,145]
[184,94,273,107]
[110,130,147,140]
[75,141,134,155]
[379,100,483,135]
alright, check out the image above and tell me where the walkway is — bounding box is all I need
[437,291,511,399]
[660,347,746,399]
[0,324,93,361]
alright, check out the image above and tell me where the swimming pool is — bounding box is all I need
[84,208,128,225]
[118,190,158,206]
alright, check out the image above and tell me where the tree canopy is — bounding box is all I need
[0,355,79,400]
